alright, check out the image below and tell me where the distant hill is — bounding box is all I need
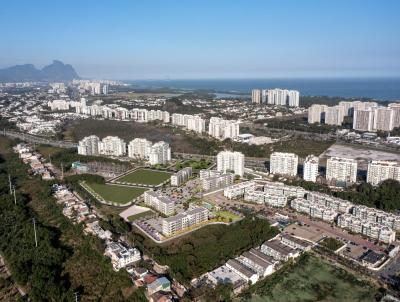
[0,60,80,82]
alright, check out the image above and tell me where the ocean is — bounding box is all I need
[129,78,400,101]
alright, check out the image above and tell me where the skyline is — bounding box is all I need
[1,0,400,79]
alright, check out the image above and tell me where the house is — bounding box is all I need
[147,277,171,295]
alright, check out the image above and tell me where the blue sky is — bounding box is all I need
[1,0,399,79]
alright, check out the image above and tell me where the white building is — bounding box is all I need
[208,117,240,140]
[373,107,395,132]
[326,157,358,184]
[367,160,400,186]
[98,136,126,157]
[105,242,141,271]
[201,173,234,191]
[353,108,375,131]
[128,138,152,159]
[171,167,192,186]
[303,155,319,182]
[149,141,171,165]
[267,89,300,107]
[217,151,244,177]
[78,135,100,156]
[144,191,175,216]
[47,99,70,111]
[270,152,298,177]
[307,104,325,124]
[162,207,209,236]
[251,89,261,104]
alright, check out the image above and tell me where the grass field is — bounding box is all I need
[127,211,153,221]
[249,255,378,302]
[116,169,172,186]
[82,182,147,204]
[36,144,64,159]
[214,210,241,222]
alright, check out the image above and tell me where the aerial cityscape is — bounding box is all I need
[1,1,400,302]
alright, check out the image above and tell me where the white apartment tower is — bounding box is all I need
[367,161,400,186]
[217,151,245,177]
[208,117,240,140]
[307,104,325,124]
[251,89,261,104]
[149,141,171,165]
[353,108,374,132]
[269,152,298,177]
[303,155,319,182]
[326,157,357,184]
[78,135,100,156]
[373,107,394,132]
[128,138,152,159]
[98,136,126,157]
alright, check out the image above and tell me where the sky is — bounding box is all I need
[1,0,400,79]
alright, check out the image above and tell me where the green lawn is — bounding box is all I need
[248,254,378,302]
[83,182,147,204]
[214,210,241,222]
[127,210,153,221]
[115,169,172,186]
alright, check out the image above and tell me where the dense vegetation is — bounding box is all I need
[0,137,146,301]
[131,217,279,285]
[241,253,380,302]
[287,178,400,212]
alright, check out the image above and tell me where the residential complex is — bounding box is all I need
[367,160,400,186]
[171,167,192,186]
[149,141,171,165]
[171,113,206,133]
[77,135,100,156]
[98,136,126,157]
[208,117,240,140]
[303,155,319,182]
[269,152,298,177]
[308,100,400,132]
[128,138,152,159]
[326,157,358,184]
[291,197,338,222]
[251,89,261,104]
[161,207,209,236]
[216,151,245,177]
[144,191,175,216]
[200,171,234,191]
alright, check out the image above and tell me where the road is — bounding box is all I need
[1,130,77,149]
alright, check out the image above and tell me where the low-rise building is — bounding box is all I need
[226,259,259,284]
[144,191,175,216]
[105,242,141,271]
[290,198,338,222]
[202,173,234,191]
[260,239,301,261]
[162,207,209,236]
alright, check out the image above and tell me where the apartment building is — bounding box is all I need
[244,189,287,207]
[352,205,400,231]
[303,155,319,182]
[98,136,126,156]
[269,152,298,177]
[224,181,256,199]
[306,192,353,213]
[337,214,395,244]
[367,160,400,186]
[325,105,345,126]
[267,89,300,107]
[251,89,261,104]
[78,135,100,156]
[208,117,240,140]
[148,110,170,123]
[307,104,326,124]
[171,167,192,186]
[199,169,222,179]
[162,207,209,236]
[353,108,375,131]
[262,181,306,198]
[226,259,259,284]
[201,173,234,191]
[388,103,400,128]
[47,99,70,111]
[260,239,301,261]
[217,150,244,177]
[326,157,357,184]
[290,198,338,222]
[127,138,152,159]
[280,234,312,251]
[172,113,206,133]
[149,141,171,165]
[105,242,141,271]
[373,107,394,132]
[144,191,175,216]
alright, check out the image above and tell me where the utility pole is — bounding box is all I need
[8,174,12,195]
[13,186,17,205]
[61,163,64,180]
[32,218,38,248]
[74,292,79,302]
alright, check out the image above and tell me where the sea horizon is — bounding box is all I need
[126,77,400,101]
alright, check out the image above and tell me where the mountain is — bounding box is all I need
[0,60,80,82]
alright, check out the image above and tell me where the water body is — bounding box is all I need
[129,78,400,101]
